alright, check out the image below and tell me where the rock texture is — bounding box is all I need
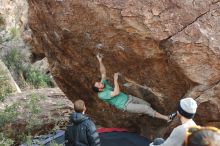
[0,60,21,97]
[168,3,220,85]
[27,0,220,137]
[0,88,74,137]
[33,57,57,86]
[0,0,30,57]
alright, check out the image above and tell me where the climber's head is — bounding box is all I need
[92,82,104,92]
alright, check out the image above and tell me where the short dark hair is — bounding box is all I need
[92,85,99,92]
[74,100,85,113]
[185,127,220,146]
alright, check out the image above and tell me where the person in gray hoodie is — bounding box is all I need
[150,97,198,146]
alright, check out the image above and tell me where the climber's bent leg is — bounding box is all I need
[128,95,151,106]
[124,101,168,121]
[124,102,156,117]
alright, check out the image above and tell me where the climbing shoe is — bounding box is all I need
[167,112,177,122]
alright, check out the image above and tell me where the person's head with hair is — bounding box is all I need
[177,97,198,119]
[74,99,86,113]
[92,81,104,92]
[185,126,220,146]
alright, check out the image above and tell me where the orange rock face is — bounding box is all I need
[27,0,220,137]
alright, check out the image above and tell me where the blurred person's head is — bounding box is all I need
[184,126,220,146]
[177,97,198,120]
[74,99,86,114]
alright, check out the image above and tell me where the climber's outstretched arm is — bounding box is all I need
[97,53,106,80]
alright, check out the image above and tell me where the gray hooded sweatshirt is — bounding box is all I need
[150,119,196,146]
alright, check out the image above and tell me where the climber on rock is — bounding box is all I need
[92,53,174,122]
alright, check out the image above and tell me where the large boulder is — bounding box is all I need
[187,83,220,127]
[27,0,220,137]
[167,4,220,85]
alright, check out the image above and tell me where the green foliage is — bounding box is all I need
[48,141,63,146]
[3,48,52,89]
[0,16,5,26]
[3,48,25,75]
[0,94,46,145]
[0,73,13,101]
[25,94,44,133]
[10,27,18,39]
[23,135,33,146]
[16,94,44,145]
[0,132,14,146]
[26,94,42,114]
[3,48,27,88]
[0,104,18,128]
[0,92,66,145]
[21,94,64,145]
[24,66,51,88]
